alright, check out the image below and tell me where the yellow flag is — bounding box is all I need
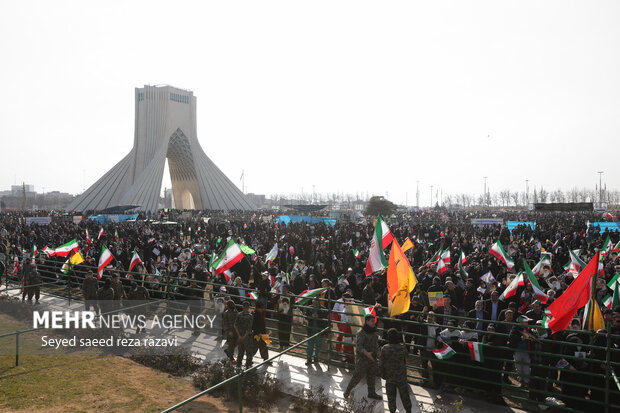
[585,297,605,331]
[70,251,85,266]
[401,238,414,253]
[387,239,418,317]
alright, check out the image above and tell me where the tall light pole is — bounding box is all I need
[597,171,604,203]
[525,179,529,206]
[430,185,434,207]
[416,180,420,210]
[483,176,488,207]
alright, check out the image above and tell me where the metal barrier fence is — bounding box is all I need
[2,259,620,412]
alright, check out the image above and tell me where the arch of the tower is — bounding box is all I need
[167,129,203,210]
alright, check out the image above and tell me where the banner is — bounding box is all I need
[506,221,536,233]
[471,218,503,227]
[25,217,52,226]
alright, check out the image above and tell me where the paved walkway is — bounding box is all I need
[1,285,524,413]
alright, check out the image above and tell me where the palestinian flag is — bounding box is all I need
[365,215,391,276]
[97,228,104,240]
[295,287,327,306]
[249,291,259,300]
[97,245,114,279]
[127,251,143,277]
[212,239,245,275]
[532,252,552,275]
[354,249,360,258]
[265,243,278,263]
[499,272,524,301]
[481,271,495,284]
[523,260,548,303]
[363,305,377,323]
[114,230,119,241]
[432,344,456,360]
[54,239,79,257]
[468,342,484,362]
[489,240,515,269]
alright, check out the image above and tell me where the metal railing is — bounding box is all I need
[2,260,620,412]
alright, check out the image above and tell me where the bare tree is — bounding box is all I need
[499,190,511,206]
[511,191,520,206]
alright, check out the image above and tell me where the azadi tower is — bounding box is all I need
[68,85,254,212]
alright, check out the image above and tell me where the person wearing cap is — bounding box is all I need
[222,300,238,361]
[379,328,412,413]
[82,270,99,311]
[343,313,382,400]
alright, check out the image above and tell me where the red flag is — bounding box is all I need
[547,252,599,333]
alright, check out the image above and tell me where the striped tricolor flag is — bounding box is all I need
[467,342,484,362]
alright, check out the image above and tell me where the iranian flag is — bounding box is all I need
[295,287,327,306]
[31,245,38,257]
[499,272,524,301]
[426,248,441,267]
[439,248,451,265]
[468,342,484,362]
[363,305,377,322]
[603,281,619,309]
[249,291,259,300]
[354,249,360,258]
[127,251,143,277]
[432,344,456,360]
[54,239,79,257]
[42,246,55,256]
[601,235,612,256]
[97,245,114,279]
[437,257,448,275]
[97,228,104,240]
[61,257,71,274]
[608,273,620,290]
[523,260,548,303]
[489,240,514,269]
[614,240,620,252]
[532,252,552,275]
[377,216,395,249]
[365,215,392,276]
[457,252,469,278]
[114,230,120,241]
[212,239,245,275]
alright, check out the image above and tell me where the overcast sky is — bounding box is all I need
[1,0,618,207]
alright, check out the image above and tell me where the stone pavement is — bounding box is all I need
[1,285,524,413]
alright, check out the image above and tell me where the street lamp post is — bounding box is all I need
[597,171,604,204]
[483,176,488,207]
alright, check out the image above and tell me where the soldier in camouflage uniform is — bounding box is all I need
[111,273,126,312]
[343,314,382,400]
[82,270,99,311]
[234,301,254,368]
[380,328,412,413]
[222,300,238,361]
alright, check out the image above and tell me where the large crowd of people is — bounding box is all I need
[1,208,619,412]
